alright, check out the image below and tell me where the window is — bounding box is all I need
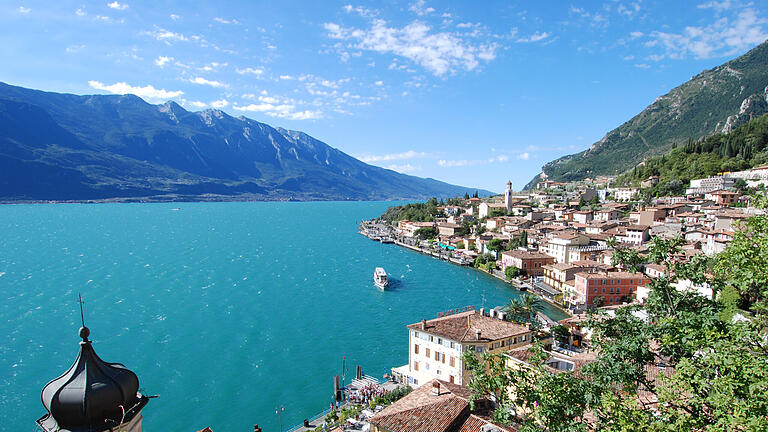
[450,356,455,367]
[438,338,442,345]
[435,351,440,361]
[429,336,434,342]
[414,344,419,355]
[450,341,455,349]
[602,288,606,294]
[413,361,419,371]
[414,331,419,338]
[441,353,446,364]
[610,287,614,294]
[425,348,430,357]
[449,375,455,384]
[513,337,517,344]
[436,369,441,375]
[593,287,598,293]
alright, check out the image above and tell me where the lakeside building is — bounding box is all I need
[572,271,649,308]
[36,325,151,432]
[391,309,532,387]
[369,379,515,432]
[500,250,554,277]
[543,232,590,264]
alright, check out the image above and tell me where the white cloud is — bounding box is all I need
[234,103,322,120]
[199,62,227,71]
[374,80,383,86]
[698,1,732,11]
[516,153,529,160]
[324,19,498,76]
[516,31,550,43]
[154,56,173,67]
[617,2,641,18]
[144,28,188,43]
[214,17,240,25]
[358,150,427,163]
[409,0,435,16]
[88,80,183,101]
[18,6,31,14]
[236,67,265,76]
[169,13,180,20]
[66,45,86,53]
[635,63,651,69]
[438,154,511,167]
[343,4,378,18]
[210,99,229,108]
[233,93,323,120]
[187,100,207,108]
[188,77,229,88]
[643,8,768,60]
[76,8,87,16]
[438,159,468,167]
[107,1,128,11]
[385,163,421,173]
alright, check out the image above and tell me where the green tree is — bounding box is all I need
[505,266,523,280]
[487,238,507,258]
[414,227,437,240]
[503,294,543,327]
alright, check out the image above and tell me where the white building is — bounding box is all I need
[686,176,735,196]
[614,188,639,202]
[544,232,590,264]
[478,202,508,218]
[391,309,533,387]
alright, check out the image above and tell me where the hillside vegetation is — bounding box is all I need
[526,40,768,189]
[615,113,768,195]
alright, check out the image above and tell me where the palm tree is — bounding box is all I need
[503,294,544,328]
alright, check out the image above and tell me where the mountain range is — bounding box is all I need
[525,40,768,190]
[0,82,491,202]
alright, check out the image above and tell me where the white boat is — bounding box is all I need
[373,267,388,289]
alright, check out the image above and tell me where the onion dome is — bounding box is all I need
[39,326,147,432]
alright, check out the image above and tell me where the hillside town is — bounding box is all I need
[366,166,767,313]
[321,169,768,432]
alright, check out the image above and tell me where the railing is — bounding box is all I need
[284,407,334,432]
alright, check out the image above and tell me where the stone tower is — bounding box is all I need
[505,180,513,213]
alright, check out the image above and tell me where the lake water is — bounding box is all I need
[0,202,566,432]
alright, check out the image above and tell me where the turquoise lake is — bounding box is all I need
[0,202,567,432]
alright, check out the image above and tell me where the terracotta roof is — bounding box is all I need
[370,380,470,432]
[501,250,552,260]
[574,271,648,280]
[407,311,530,342]
[626,224,650,231]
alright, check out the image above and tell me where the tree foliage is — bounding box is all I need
[614,113,768,196]
[465,210,768,431]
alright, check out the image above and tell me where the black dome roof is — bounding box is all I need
[40,326,142,432]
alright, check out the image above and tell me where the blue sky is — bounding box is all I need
[2,0,767,192]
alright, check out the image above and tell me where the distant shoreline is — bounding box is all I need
[0,196,419,205]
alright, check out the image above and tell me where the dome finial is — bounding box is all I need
[77,293,89,342]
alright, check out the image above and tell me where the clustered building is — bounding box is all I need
[394,174,762,311]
